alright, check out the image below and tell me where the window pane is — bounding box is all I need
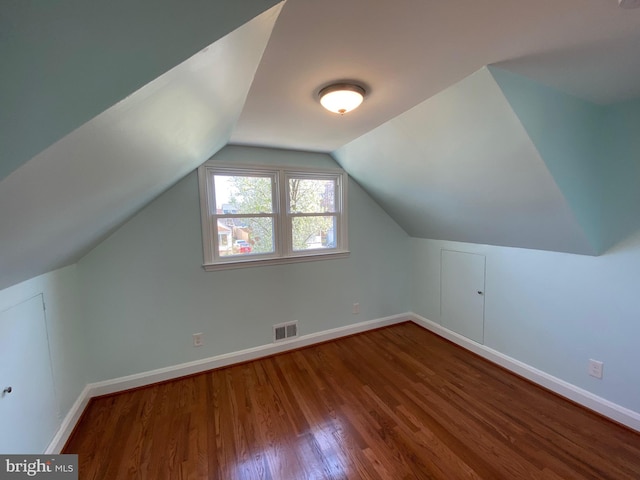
[289,178,336,213]
[292,216,337,251]
[214,175,273,214]
[217,217,274,257]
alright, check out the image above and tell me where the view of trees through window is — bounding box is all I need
[213,173,337,257]
[214,174,273,256]
[289,177,336,251]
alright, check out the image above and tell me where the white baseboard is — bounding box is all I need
[48,310,640,453]
[45,385,92,454]
[47,313,410,453]
[409,313,640,433]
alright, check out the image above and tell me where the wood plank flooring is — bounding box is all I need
[64,322,640,479]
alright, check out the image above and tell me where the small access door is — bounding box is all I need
[0,295,59,453]
[441,249,486,344]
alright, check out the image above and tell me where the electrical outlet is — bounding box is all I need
[352,302,360,314]
[588,359,603,379]
[193,333,204,347]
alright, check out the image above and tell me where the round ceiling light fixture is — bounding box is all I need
[319,83,366,115]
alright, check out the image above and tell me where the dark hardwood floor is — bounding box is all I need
[64,322,640,479]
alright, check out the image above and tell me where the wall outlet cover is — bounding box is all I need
[588,359,603,379]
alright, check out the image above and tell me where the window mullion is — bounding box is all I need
[278,169,291,257]
[206,168,221,263]
[288,212,338,218]
[212,213,275,220]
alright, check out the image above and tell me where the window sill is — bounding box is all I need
[202,250,350,271]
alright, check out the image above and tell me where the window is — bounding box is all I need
[198,163,348,270]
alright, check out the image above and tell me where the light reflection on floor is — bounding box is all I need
[231,417,353,479]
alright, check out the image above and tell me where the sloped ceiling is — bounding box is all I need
[2,0,640,291]
[493,34,640,105]
[489,67,605,252]
[334,66,640,255]
[0,0,281,181]
[231,0,640,152]
[0,5,283,291]
[491,67,640,253]
[333,68,597,255]
[597,99,640,249]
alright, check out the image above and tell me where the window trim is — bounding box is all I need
[198,162,349,271]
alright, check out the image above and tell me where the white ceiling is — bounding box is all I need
[232,0,640,152]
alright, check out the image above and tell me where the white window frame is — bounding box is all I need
[198,162,349,270]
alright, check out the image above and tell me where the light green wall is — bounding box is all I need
[0,265,87,450]
[489,67,605,252]
[334,67,595,255]
[77,146,411,381]
[491,68,640,253]
[599,98,640,248]
[0,0,281,181]
[411,232,640,413]
[3,136,640,441]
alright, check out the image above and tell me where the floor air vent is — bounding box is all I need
[274,321,298,342]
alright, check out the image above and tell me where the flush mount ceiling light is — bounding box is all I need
[319,83,366,115]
